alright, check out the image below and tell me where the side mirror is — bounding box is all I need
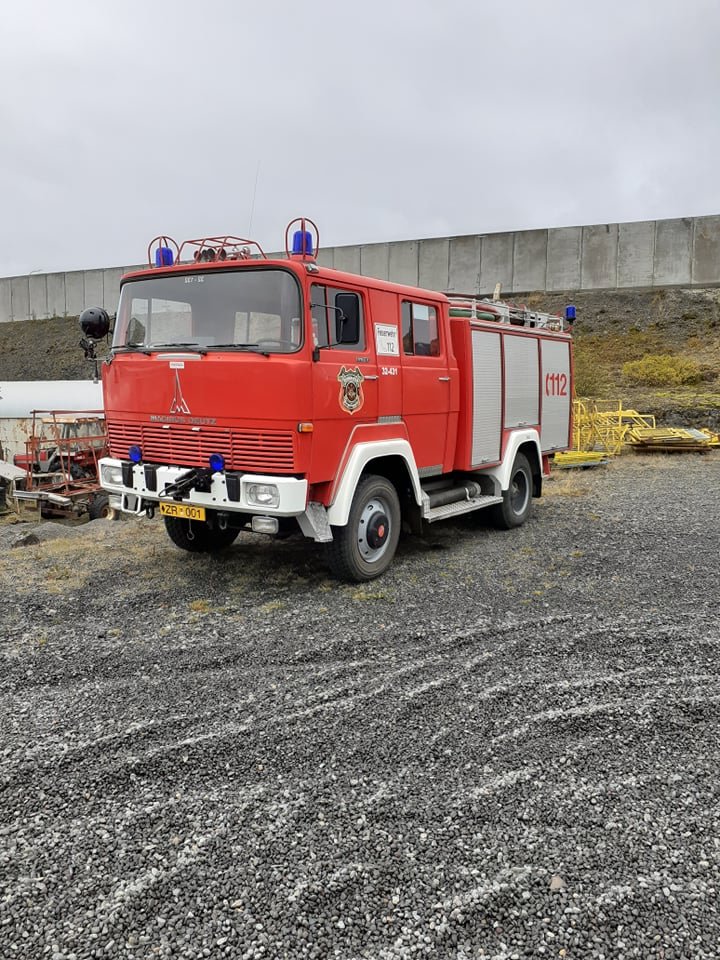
[79,307,111,340]
[335,293,360,344]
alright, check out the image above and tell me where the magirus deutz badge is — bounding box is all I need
[337,366,365,415]
[169,366,191,415]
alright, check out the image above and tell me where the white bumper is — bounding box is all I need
[98,457,308,516]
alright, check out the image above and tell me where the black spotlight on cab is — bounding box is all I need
[79,307,112,381]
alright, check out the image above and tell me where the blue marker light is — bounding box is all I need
[128,445,142,463]
[209,453,225,472]
[292,230,313,257]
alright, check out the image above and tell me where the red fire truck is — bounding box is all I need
[80,219,573,581]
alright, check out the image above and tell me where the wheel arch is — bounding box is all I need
[517,440,543,498]
[479,429,543,497]
[326,441,421,527]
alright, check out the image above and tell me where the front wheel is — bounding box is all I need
[164,516,240,553]
[326,474,401,582]
[490,452,533,530]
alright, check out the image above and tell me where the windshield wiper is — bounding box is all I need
[112,344,152,354]
[148,342,208,354]
[209,343,270,356]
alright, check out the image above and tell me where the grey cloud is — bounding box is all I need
[1,0,719,275]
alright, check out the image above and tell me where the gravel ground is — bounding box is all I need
[1,453,719,959]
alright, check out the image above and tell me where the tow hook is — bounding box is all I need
[146,504,155,519]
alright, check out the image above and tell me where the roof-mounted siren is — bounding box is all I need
[147,235,180,268]
[285,217,319,262]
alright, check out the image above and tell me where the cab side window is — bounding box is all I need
[401,301,439,356]
[311,284,365,350]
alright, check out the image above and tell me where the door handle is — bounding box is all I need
[364,375,379,381]
[438,376,451,382]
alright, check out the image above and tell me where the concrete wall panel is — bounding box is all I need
[448,236,481,294]
[618,221,655,288]
[512,230,547,293]
[10,277,29,322]
[360,244,390,282]
[388,241,419,287]
[653,218,692,286]
[692,215,720,285]
[0,279,13,324]
[418,238,449,292]
[84,269,104,309]
[581,224,618,290]
[65,272,85,316]
[29,274,48,319]
[547,227,582,291]
[315,247,334,269]
[102,268,125,312]
[333,245,361,275]
[46,273,66,317]
[480,233,513,295]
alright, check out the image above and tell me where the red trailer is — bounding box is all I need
[12,410,113,520]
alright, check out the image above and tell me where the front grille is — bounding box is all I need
[107,421,296,473]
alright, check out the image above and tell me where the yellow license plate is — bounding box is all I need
[159,502,206,521]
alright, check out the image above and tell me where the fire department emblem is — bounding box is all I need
[337,366,365,415]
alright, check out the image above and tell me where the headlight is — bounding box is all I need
[246,483,280,508]
[101,464,124,486]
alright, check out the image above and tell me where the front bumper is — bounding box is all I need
[99,457,308,517]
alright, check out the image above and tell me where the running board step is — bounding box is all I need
[422,494,503,523]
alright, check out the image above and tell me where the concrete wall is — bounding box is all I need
[2,215,719,323]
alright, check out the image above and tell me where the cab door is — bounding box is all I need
[400,299,452,472]
[309,282,378,481]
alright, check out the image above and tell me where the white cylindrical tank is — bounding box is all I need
[0,380,104,460]
[0,380,103,418]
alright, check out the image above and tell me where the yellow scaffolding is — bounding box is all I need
[571,399,655,455]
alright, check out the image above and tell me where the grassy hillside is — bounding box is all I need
[1,288,719,427]
[524,287,720,428]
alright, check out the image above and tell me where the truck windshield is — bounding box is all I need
[114,268,303,353]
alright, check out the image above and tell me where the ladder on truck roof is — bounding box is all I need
[447,295,566,331]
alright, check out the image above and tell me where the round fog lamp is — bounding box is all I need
[209,453,225,472]
[128,444,142,463]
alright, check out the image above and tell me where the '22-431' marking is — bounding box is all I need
[545,372,568,396]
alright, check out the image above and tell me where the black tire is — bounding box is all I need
[88,494,117,521]
[490,452,533,530]
[326,474,401,582]
[163,516,240,553]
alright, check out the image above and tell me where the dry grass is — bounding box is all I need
[544,472,594,499]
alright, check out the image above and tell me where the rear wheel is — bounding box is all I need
[326,474,401,582]
[164,516,240,553]
[491,452,532,529]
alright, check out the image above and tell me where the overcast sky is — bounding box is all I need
[1,0,719,276]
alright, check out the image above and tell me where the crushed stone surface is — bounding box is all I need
[1,453,719,958]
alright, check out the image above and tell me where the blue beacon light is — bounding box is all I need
[128,445,142,463]
[292,230,313,257]
[565,305,576,323]
[209,453,225,472]
[155,246,174,267]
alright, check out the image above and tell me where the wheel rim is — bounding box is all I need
[357,495,392,563]
[510,469,529,515]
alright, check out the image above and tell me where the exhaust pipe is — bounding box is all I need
[427,481,483,509]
